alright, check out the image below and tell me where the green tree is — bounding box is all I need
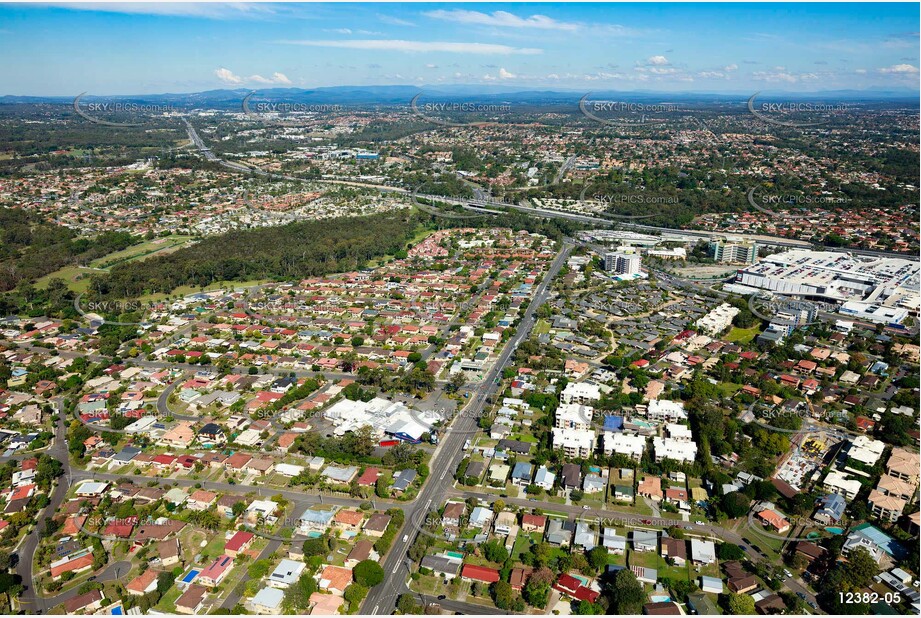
[353,560,384,587]
[343,583,368,607]
[717,542,745,561]
[727,592,756,615]
[491,581,515,610]
[601,569,645,614]
[482,539,509,564]
[586,546,608,572]
[720,492,751,518]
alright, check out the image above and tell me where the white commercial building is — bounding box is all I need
[561,382,602,405]
[823,470,862,501]
[553,427,596,458]
[555,403,593,430]
[839,301,910,325]
[324,397,434,442]
[847,436,887,467]
[602,432,646,461]
[696,303,740,336]
[646,399,687,422]
[736,249,919,319]
[604,252,641,275]
[653,437,698,463]
[664,423,693,442]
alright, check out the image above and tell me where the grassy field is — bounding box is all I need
[89,235,195,269]
[34,234,196,293]
[533,319,551,335]
[34,265,101,292]
[726,324,761,344]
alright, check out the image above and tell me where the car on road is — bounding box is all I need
[437,595,446,600]
[582,505,590,510]
[402,535,409,542]
[796,592,807,600]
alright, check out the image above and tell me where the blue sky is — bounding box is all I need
[0,3,918,95]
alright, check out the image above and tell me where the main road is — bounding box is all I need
[361,239,574,615]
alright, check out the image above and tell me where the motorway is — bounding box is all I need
[181,117,921,263]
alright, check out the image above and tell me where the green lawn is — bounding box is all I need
[35,265,101,292]
[510,532,533,561]
[155,584,183,613]
[715,382,744,397]
[627,549,659,569]
[89,235,195,269]
[726,324,761,344]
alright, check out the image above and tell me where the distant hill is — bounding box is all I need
[1,85,917,108]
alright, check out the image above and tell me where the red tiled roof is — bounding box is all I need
[461,564,500,583]
[225,531,254,553]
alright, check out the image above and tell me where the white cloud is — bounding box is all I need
[214,68,243,85]
[41,2,280,19]
[377,14,416,27]
[752,67,819,84]
[855,68,868,74]
[325,28,352,35]
[270,72,292,85]
[214,68,291,86]
[878,63,918,74]
[647,55,669,66]
[499,68,516,79]
[723,64,738,71]
[425,9,579,32]
[278,39,541,55]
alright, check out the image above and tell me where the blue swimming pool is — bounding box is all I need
[181,569,200,583]
[825,527,844,535]
[111,607,123,615]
